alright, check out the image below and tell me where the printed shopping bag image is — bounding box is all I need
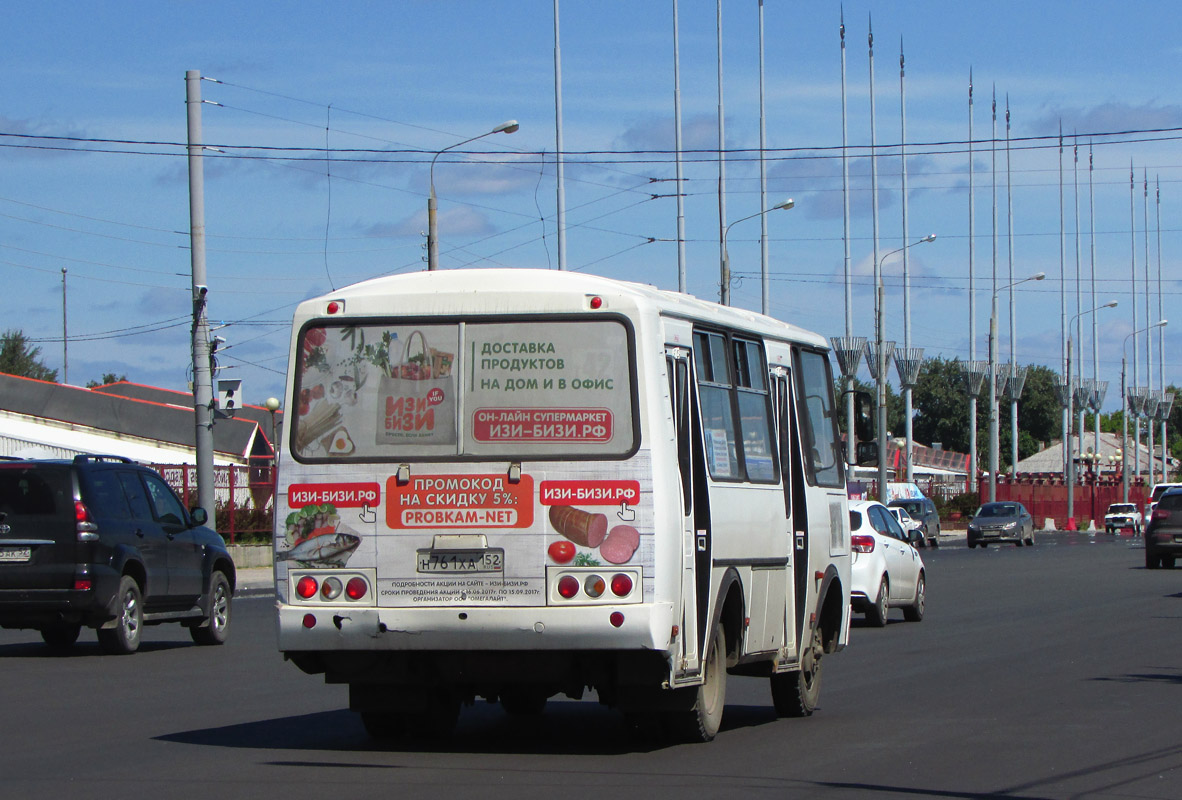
[376,329,457,445]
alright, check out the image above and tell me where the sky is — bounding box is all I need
[3,1,1182,421]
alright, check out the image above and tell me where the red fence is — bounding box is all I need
[982,475,1150,531]
[151,460,276,544]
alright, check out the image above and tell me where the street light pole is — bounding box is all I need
[720,199,794,306]
[1122,319,1168,502]
[1066,301,1118,526]
[872,234,935,501]
[989,271,1045,503]
[427,120,519,271]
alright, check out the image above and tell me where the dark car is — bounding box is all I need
[0,455,235,653]
[1143,488,1182,569]
[889,497,941,547]
[966,501,1035,548]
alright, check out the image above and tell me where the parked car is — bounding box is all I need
[886,505,925,547]
[1143,487,1182,569]
[889,496,941,547]
[848,500,925,626]
[0,454,235,653]
[1104,502,1142,535]
[966,501,1035,548]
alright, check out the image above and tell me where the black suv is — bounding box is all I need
[889,497,941,547]
[1144,488,1182,569]
[0,455,235,653]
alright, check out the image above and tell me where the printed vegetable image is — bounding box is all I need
[548,505,608,548]
[547,540,576,564]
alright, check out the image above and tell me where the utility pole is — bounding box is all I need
[186,70,216,517]
[61,268,68,384]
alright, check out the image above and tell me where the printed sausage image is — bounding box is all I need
[548,505,608,548]
[600,524,640,564]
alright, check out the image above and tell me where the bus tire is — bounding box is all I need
[771,626,823,718]
[500,688,548,716]
[668,623,727,743]
[360,711,409,740]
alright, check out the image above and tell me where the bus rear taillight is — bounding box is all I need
[851,534,876,553]
[320,577,343,600]
[296,576,319,599]
[610,573,633,597]
[557,575,580,599]
[345,577,368,600]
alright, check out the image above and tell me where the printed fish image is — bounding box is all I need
[277,531,362,567]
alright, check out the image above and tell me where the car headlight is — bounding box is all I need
[967,525,978,533]
[1003,521,1017,530]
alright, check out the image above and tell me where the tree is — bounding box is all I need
[86,373,129,388]
[911,357,983,456]
[0,329,57,382]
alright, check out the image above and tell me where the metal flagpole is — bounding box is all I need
[1131,163,1140,481]
[870,18,887,500]
[1059,125,1068,479]
[758,0,770,315]
[841,10,856,477]
[1006,97,1018,477]
[716,0,729,303]
[968,70,979,491]
[553,0,567,270]
[1074,139,1084,478]
[1090,144,1100,457]
[1158,178,1169,480]
[992,87,999,487]
[1145,170,1155,484]
[901,39,916,482]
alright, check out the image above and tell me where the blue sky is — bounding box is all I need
[3,1,1181,417]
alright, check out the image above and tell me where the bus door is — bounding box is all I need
[666,346,704,678]
[770,366,805,659]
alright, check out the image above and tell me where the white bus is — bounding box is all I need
[274,269,858,742]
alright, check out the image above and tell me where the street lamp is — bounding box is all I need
[1065,300,1118,527]
[988,271,1045,503]
[871,233,935,501]
[427,120,519,271]
[720,199,794,305]
[1122,319,1168,501]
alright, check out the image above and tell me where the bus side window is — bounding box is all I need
[666,353,693,512]
[794,349,844,488]
[733,339,777,483]
[693,331,739,479]
[771,371,792,517]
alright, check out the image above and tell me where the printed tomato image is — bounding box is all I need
[548,540,576,564]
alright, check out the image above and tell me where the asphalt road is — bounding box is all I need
[1,531,1179,800]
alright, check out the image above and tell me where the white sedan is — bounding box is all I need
[849,500,926,627]
[886,505,925,547]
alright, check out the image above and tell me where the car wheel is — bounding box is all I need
[668,623,727,742]
[1146,549,1161,569]
[40,623,82,651]
[903,573,925,622]
[190,570,232,646]
[866,578,889,627]
[1165,556,1177,569]
[771,625,823,718]
[98,575,143,655]
[360,711,409,740]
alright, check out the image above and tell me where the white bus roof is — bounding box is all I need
[296,269,829,350]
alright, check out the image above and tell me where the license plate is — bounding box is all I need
[416,548,504,573]
[0,546,32,563]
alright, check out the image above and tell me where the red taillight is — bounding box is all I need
[345,577,368,600]
[557,575,580,599]
[851,534,876,553]
[295,576,318,599]
[1153,508,1171,521]
[73,579,92,591]
[74,500,91,523]
[610,573,633,597]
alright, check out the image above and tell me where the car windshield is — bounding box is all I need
[1107,504,1136,514]
[976,503,1018,518]
[895,501,922,514]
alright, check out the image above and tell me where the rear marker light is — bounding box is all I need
[609,612,625,628]
[321,577,343,600]
[302,614,317,629]
[584,575,606,598]
[295,576,318,599]
[610,573,633,597]
[589,295,603,309]
[74,579,93,591]
[557,575,580,599]
[327,300,343,314]
[345,577,368,600]
[75,501,91,523]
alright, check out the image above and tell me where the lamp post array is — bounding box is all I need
[1065,301,1118,524]
[1122,320,1168,502]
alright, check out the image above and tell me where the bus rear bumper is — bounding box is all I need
[277,601,675,653]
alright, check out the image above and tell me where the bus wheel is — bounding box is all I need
[360,711,409,740]
[771,626,823,718]
[668,624,727,742]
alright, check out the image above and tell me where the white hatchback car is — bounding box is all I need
[849,500,926,627]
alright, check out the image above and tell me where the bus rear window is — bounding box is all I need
[292,319,635,461]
